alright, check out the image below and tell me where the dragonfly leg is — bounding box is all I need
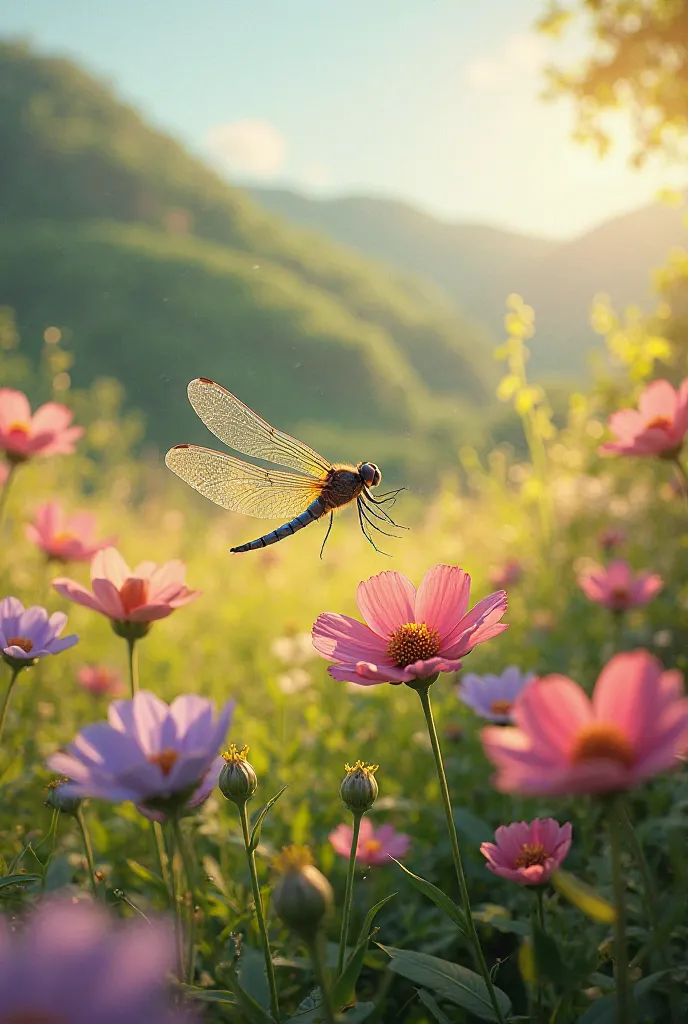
[357,499,392,556]
[362,489,409,530]
[319,512,334,560]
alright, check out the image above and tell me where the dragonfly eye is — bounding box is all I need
[359,462,382,487]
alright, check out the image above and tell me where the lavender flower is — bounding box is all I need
[48,691,234,818]
[0,596,78,668]
[457,666,534,724]
[0,899,196,1023]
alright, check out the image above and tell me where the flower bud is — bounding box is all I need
[273,846,333,941]
[219,744,257,806]
[340,760,378,814]
[45,777,81,816]
[111,620,152,641]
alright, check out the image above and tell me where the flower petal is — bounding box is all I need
[312,613,389,663]
[91,547,130,589]
[52,578,106,615]
[413,565,471,640]
[356,571,416,637]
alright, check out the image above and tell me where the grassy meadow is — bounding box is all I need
[0,300,686,1021]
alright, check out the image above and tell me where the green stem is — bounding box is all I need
[416,685,505,1024]
[337,810,362,976]
[167,821,186,981]
[173,817,198,986]
[126,637,139,697]
[308,934,337,1024]
[0,463,16,532]
[75,805,99,900]
[0,666,22,747]
[238,801,280,1022]
[609,799,633,1024]
[41,809,60,892]
[534,887,546,1024]
[672,456,688,502]
[152,820,172,897]
[620,802,681,1024]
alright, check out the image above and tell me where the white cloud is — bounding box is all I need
[463,33,548,91]
[205,119,286,178]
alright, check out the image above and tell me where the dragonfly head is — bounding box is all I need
[358,462,382,488]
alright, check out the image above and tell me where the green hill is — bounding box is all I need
[0,40,497,475]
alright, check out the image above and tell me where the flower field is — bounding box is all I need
[0,310,687,1023]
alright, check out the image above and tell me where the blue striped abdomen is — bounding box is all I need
[230,497,327,553]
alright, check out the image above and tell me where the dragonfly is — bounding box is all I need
[165,378,404,555]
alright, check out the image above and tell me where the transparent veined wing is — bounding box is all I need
[187,378,332,476]
[165,445,323,519]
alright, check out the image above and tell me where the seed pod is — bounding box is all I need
[219,744,257,806]
[339,760,378,814]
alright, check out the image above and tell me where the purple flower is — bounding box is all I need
[137,755,225,824]
[48,691,234,817]
[0,899,196,1023]
[457,666,534,724]
[0,596,78,667]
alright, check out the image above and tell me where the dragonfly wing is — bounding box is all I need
[165,445,323,519]
[187,378,332,476]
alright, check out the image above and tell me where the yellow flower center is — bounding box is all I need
[514,842,548,869]
[387,622,440,667]
[646,415,672,432]
[6,636,33,653]
[490,699,512,716]
[363,839,383,855]
[570,722,635,769]
[148,748,178,776]
[53,531,77,545]
[222,743,249,763]
[7,421,30,437]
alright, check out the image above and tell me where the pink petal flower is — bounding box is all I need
[329,817,409,866]
[53,547,201,628]
[313,565,507,688]
[482,650,688,797]
[600,378,688,458]
[26,502,114,564]
[578,559,663,612]
[0,390,83,462]
[480,818,572,886]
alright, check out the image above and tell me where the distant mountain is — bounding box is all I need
[250,188,688,379]
[0,41,497,479]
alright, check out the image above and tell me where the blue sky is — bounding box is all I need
[2,0,684,238]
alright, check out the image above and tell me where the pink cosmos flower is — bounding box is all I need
[600,378,688,458]
[482,650,688,796]
[0,388,83,463]
[598,526,626,553]
[53,548,201,630]
[329,818,410,865]
[578,559,663,612]
[312,565,508,686]
[480,818,572,886]
[77,663,124,697]
[26,502,116,564]
[489,559,522,589]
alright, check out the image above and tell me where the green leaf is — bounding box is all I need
[332,893,397,1007]
[551,869,615,923]
[531,923,570,987]
[473,904,530,937]
[286,987,323,1022]
[126,858,165,889]
[391,858,466,933]
[576,971,669,1024]
[249,786,289,853]
[0,873,41,891]
[417,988,452,1023]
[379,945,511,1022]
[179,985,238,1005]
[238,946,271,1010]
[224,967,276,1024]
[341,1003,375,1022]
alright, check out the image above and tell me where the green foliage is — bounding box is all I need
[0,40,495,474]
